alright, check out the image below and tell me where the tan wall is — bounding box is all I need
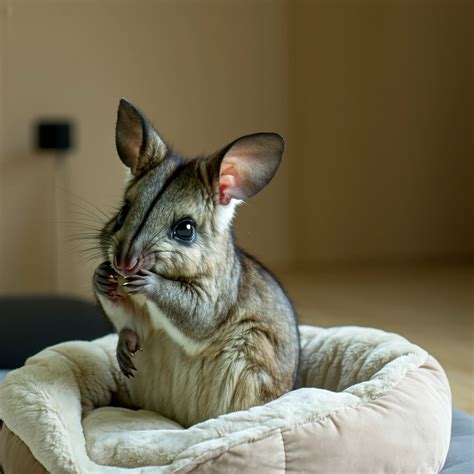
[0,0,472,299]
[290,0,473,265]
[0,1,5,293]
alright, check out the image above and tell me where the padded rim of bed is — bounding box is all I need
[0,326,452,473]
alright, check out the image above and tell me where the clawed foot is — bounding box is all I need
[122,269,158,297]
[117,328,142,378]
[94,261,122,302]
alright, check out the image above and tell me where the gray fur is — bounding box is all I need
[93,99,300,427]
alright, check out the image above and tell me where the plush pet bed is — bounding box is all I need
[0,325,451,473]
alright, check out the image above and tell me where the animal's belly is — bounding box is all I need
[126,329,214,427]
[122,298,264,427]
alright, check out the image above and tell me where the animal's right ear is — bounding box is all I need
[115,98,168,177]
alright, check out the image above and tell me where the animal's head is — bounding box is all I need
[101,98,284,279]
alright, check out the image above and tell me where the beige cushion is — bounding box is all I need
[0,326,451,473]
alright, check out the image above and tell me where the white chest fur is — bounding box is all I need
[124,301,253,427]
[119,300,207,426]
[145,301,208,356]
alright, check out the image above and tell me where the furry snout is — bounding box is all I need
[113,253,142,276]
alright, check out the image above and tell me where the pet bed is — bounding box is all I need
[0,325,451,473]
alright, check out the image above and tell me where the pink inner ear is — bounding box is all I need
[219,174,236,205]
[219,159,243,205]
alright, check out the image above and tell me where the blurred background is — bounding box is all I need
[0,0,472,411]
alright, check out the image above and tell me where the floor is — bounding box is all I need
[278,262,473,415]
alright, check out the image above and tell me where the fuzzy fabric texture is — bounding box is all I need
[0,326,452,473]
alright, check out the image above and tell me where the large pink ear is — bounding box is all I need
[115,98,168,176]
[216,133,285,205]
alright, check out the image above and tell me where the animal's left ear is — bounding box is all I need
[210,133,285,205]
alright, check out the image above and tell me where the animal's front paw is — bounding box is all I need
[117,328,142,378]
[122,269,159,297]
[94,261,122,302]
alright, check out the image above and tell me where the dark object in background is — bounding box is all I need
[35,120,73,151]
[0,296,110,368]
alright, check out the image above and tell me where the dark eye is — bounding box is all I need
[114,202,130,232]
[173,219,196,243]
